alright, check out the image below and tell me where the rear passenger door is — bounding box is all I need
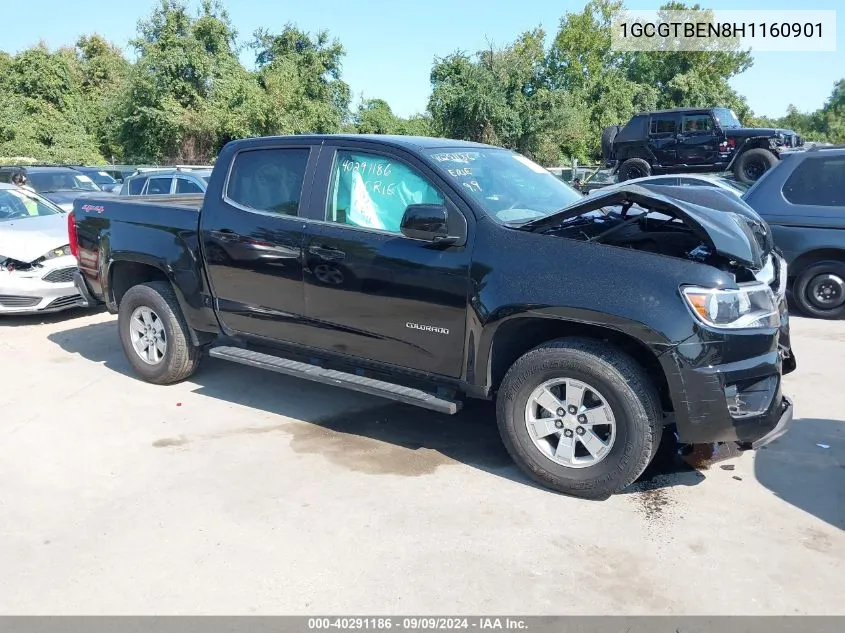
[677,114,719,165]
[200,143,320,345]
[648,114,679,164]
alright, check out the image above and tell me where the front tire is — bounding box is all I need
[792,261,845,319]
[118,281,202,384]
[496,339,663,499]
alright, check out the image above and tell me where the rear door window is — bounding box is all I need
[226,148,310,215]
[649,116,676,136]
[176,178,203,194]
[128,177,147,195]
[681,115,715,134]
[146,177,172,195]
[783,156,845,207]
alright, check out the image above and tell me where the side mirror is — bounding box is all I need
[400,204,459,245]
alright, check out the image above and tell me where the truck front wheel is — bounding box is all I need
[117,281,202,385]
[496,339,663,499]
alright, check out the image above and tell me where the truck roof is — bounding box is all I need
[632,107,725,116]
[226,134,496,152]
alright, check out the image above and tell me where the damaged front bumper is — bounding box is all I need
[0,256,86,315]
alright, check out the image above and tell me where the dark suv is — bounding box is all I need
[603,107,803,184]
[742,145,845,319]
[0,166,103,212]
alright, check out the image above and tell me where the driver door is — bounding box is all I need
[301,144,472,377]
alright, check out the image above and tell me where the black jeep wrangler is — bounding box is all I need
[602,107,803,184]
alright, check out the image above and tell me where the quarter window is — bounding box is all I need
[226,148,310,216]
[326,150,444,234]
[783,156,845,207]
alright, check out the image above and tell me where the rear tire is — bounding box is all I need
[792,261,845,319]
[118,281,202,384]
[733,148,777,183]
[618,158,652,182]
[496,338,663,499]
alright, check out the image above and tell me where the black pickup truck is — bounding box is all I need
[70,134,796,498]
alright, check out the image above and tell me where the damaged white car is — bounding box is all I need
[0,184,85,315]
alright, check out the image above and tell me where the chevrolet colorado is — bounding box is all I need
[70,135,797,498]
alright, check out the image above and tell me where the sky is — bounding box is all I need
[3,0,842,119]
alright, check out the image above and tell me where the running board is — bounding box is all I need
[209,346,462,414]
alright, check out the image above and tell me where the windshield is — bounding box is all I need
[713,108,742,129]
[27,171,101,192]
[0,188,62,220]
[427,148,582,224]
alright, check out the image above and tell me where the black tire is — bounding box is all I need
[618,157,652,182]
[118,281,202,384]
[601,125,621,161]
[733,147,777,183]
[792,260,845,319]
[496,338,663,499]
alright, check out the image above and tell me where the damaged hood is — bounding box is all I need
[0,214,70,263]
[521,184,771,270]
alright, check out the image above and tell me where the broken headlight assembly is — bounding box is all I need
[682,282,779,329]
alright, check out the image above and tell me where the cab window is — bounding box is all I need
[326,150,444,234]
[176,178,203,194]
[649,116,676,136]
[226,148,310,215]
[146,177,172,195]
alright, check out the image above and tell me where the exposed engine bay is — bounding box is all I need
[518,185,776,283]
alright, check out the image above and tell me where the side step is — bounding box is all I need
[209,346,462,415]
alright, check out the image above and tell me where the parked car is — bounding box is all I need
[0,166,104,212]
[71,167,122,193]
[742,145,845,319]
[0,184,85,315]
[118,168,211,196]
[595,173,749,197]
[602,107,803,184]
[70,134,796,498]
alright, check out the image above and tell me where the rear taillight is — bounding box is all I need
[68,211,79,259]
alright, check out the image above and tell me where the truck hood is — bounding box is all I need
[0,213,70,263]
[520,184,771,270]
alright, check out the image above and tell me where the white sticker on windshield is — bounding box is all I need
[512,154,549,174]
[76,175,94,183]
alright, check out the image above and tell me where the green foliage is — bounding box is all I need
[0,0,841,166]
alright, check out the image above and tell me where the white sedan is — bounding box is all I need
[594,173,750,197]
[0,184,85,315]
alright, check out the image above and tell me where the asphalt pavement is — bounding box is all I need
[0,308,842,614]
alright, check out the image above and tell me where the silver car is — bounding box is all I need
[0,184,85,315]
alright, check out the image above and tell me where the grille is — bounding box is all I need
[42,267,76,283]
[0,295,41,308]
[45,295,82,310]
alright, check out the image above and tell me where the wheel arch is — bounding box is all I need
[107,258,211,347]
[485,316,673,414]
[787,248,845,281]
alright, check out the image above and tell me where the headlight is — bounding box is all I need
[682,282,779,329]
[42,245,72,260]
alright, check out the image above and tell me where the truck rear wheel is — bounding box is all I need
[118,281,202,384]
[496,338,663,499]
[733,148,777,183]
[618,158,651,182]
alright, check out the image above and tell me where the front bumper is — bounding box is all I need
[0,259,86,315]
[746,396,793,450]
